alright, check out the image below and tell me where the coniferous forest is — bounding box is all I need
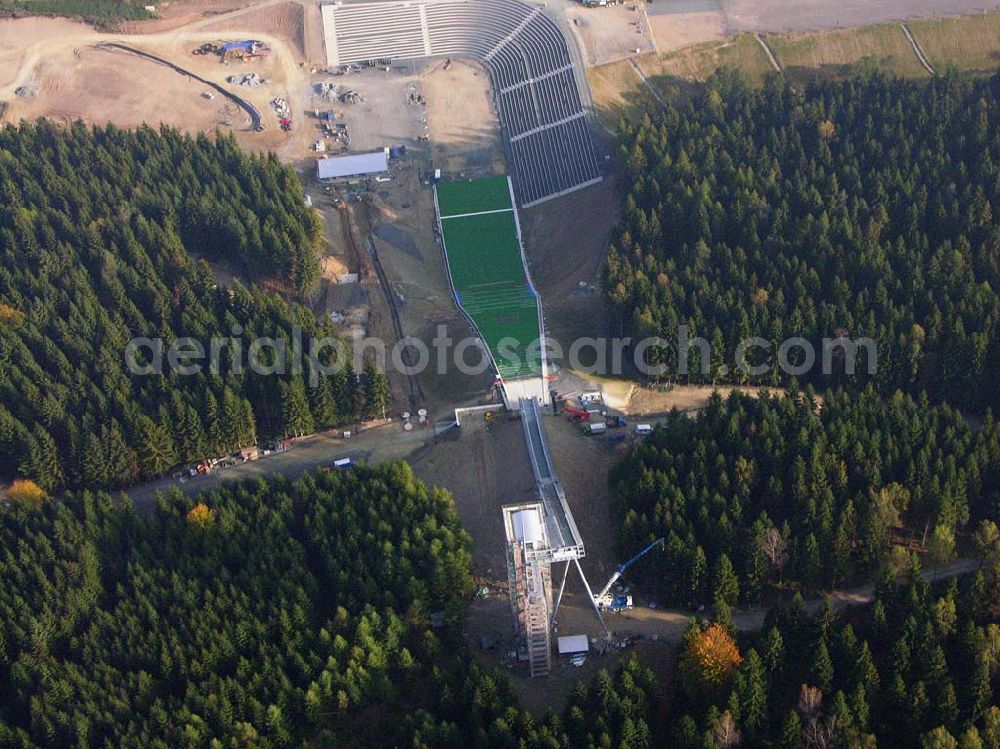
[603,71,1000,412]
[0,121,389,491]
[588,68,1000,749]
[0,463,676,749]
[610,387,1000,607]
[3,64,1000,749]
[3,465,1000,749]
[665,565,1000,749]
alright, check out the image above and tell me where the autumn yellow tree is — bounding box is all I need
[4,479,48,507]
[0,303,23,327]
[186,502,215,530]
[680,622,743,701]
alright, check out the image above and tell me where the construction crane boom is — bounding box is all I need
[594,538,665,603]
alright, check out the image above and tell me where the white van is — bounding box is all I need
[635,424,653,436]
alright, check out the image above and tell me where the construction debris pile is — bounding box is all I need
[194,40,271,63]
[315,111,349,144]
[315,82,364,104]
[405,86,424,106]
[270,98,292,131]
[227,72,265,87]
[270,97,289,117]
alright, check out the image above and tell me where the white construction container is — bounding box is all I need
[557,634,589,655]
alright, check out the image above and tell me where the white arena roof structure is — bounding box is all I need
[320,0,602,207]
[316,150,389,179]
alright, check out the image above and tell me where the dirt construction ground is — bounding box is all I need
[412,408,644,711]
[521,173,619,347]
[720,0,1000,32]
[563,2,656,65]
[646,0,727,52]
[596,0,1000,65]
[421,58,503,174]
[0,9,317,159]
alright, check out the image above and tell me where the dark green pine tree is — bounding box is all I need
[780,709,802,749]
[853,641,880,693]
[0,405,29,476]
[80,432,108,488]
[689,545,708,607]
[281,378,315,438]
[332,367,359,420]
[177,404,207,463]
[362,360,391,419]
[21,425,63,491]
[809,639,834,693]
[239,398,257,447]
[135,414,177,479]
[738,649,768,735]
[308,377,339,430]
[205,390,224,455]
[220,388,248,448]
[761,626,786,688]
[850,683,870,733]
[711,554,740,607]
[968,662,993,722]
[103,422,139,487]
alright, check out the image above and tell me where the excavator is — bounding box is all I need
[563,405,591,423]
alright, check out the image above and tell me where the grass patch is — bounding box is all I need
[658,34,775,85]
[909,12,1000,72]
[587,58,654,128]
[440,210,524,288]
[766,24,929,80]
[436,178,542,380]
[436,175,512,217]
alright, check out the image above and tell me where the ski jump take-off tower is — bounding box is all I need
[502,398,604,677]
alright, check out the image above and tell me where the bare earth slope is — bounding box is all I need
[722,0,1000,33]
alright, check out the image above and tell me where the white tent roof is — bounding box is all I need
[316,151,388,179]
[557,635,589,654]
[512,508,544,545]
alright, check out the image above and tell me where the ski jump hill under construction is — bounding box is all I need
[435,176,548,405]
[503,397,592,677]
[321,0,602,206]
[435,178,591,676]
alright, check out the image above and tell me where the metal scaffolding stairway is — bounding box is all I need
[505,516,553,678]
[524,562,551,677]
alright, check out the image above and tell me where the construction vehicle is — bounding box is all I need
[279,117,293,131]
[594,538,665,611]
[583,422,607,436]
[221,40,271,63]
[564,405,590,423]
[606,415,627,428]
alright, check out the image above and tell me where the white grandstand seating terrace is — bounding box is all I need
[322,0,602,206]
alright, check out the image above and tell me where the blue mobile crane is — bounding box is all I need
[594,538,665,612]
